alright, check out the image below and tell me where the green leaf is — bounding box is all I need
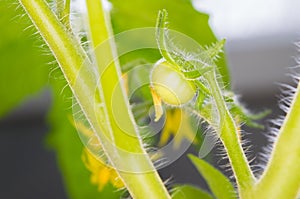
[47,72,122,199]
[172,185,213,199]
[1,1,120,198]
[109,0,230,87]
[188,154,237,199]
[0,0,50,117]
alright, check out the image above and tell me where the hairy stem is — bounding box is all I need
[205,71,255,198]
[62,0,71,29]
[85,0,170,198]
[56,0,64,18]
[254,81,300,199]
[56,0,71,28]
[19,0,170,198]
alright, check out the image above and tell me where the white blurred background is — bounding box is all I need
[194,0,300,95]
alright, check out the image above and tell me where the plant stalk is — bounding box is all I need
[254,80,300,199]
[85,0,171,198]
[205,71,255,198]
[19,0,170,198]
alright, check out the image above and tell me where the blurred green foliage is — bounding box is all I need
[0,0,50,116]
[110,0,230,86]
[172,185,213,199]
[189,154,237,199]
[0,0,229,198]
[0,1,120,198]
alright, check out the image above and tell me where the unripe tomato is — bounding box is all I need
[150,59,196,106]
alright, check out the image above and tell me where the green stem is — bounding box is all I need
[19,0,86,84]
[62,0,71,29]
[56,0,64,18]
[85,1,170,198]
[254,81,300,199]
[19,0,170,198]
[56,0,71,29]
[204,71,255,198]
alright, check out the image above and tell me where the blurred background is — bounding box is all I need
[1,0,299,198]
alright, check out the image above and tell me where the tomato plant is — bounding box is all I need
[2,0,300,198]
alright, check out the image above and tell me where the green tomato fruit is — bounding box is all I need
[150,60,196,106]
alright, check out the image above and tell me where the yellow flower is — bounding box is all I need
[150,90,198,149]
[159,108,198,150]
[69,116,124,191]
[81,148,124,191]
[151,87,164,122]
